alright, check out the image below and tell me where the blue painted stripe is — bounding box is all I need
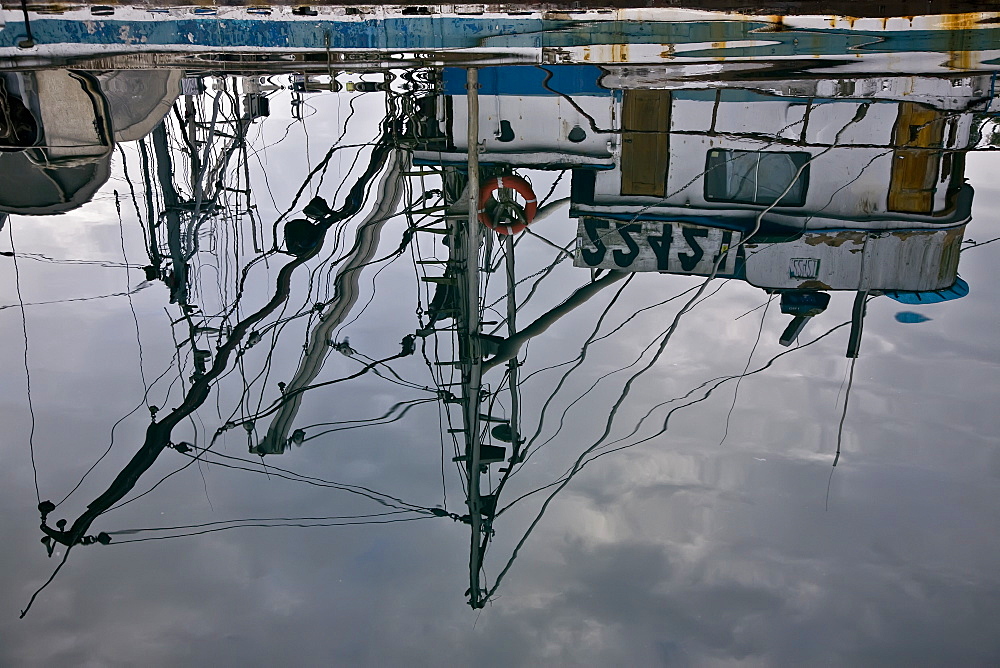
[0,17,799,51]
[442,65,610,96]
[2,16,999,58]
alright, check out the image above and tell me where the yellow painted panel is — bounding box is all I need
[621,89,670,197]
[888,102,944,214]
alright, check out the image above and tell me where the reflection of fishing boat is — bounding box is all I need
[12,61,992,620]
[572,81,989,232]
[20,75,438,617]
[0,68,180,215]
[740,228,964,294]
[4,9,1000,73]
[0,70,113,214]
[413,65,998,254]
[412,66,616,170]
[403,62,999,606]
[410,65,990,281]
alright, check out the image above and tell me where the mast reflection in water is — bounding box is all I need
[1,9,999,664]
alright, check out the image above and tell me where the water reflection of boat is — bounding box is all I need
[416,65,998,233]
[0,70,113,214]
[574,81,988,232]
[403,62,995,606]
[17,72,447,616]
[11,58,995,617]
[4,9,1000,73]
[0,68,179,214]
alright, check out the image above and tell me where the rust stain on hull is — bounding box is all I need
[803,231,867,247]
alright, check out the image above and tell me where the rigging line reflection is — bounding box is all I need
[586,284,703,345]
[514,275,636,456]
[273,133,377,250]
[734,298,771,322]
[0,283,152,310]
[3,253,143,268]
[177,449,443,514]
[482,239,568,317]
[496,316,861,520]
[299,398,437,442]
[523,226,575,259]
[345,350,434,391]
[230,335,420,429]
[961,235,1000,250]
[826,355,859,510]
[39,241,326,534]
[482,270,630,372]
[108,515,434,545]
[719,294,774,447]
[25,124,400,618]
[584,313,868,462]
[484,275,723,602]
[115,190,151,405]
[507,272,656,388]
[521,281,727,469]
[108,510,417,535]
[54,346,182,509]
[480,127,861,599]
[7,220,39,505]
[488,274,635,501]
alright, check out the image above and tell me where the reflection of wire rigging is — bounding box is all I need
[719,294,773,446]
[827,330,860,510]
[481,107,872,604]
[55,355,179,509]
[516,283,702,388]
[0,283,152,311]
[300,398,435,442]
[962,235,1000,251]
[484,242,570,322]
[0,252,142,268]
[521,282,721,468]
[517,276,634,456]
[228,338,419,427]
[180,448,439,513]
[498,316,857,518]
[485,274,633,504]
[24,125,403,620]
[537,170,566,206]
[115,190,151,408]
[8,221,39,504]
[107,513,431,544]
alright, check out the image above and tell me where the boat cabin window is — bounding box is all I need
[704,149,810,207]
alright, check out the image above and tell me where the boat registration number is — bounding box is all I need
[573,218,742,275]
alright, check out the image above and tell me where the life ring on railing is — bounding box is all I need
[478,175,538,235]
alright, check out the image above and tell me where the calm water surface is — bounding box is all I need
[1,9,999,665]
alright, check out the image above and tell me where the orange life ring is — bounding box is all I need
[478,175,537,235]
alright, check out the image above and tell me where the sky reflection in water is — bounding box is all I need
[1,10,999,665]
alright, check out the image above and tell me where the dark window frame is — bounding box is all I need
[703,149,811,207]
